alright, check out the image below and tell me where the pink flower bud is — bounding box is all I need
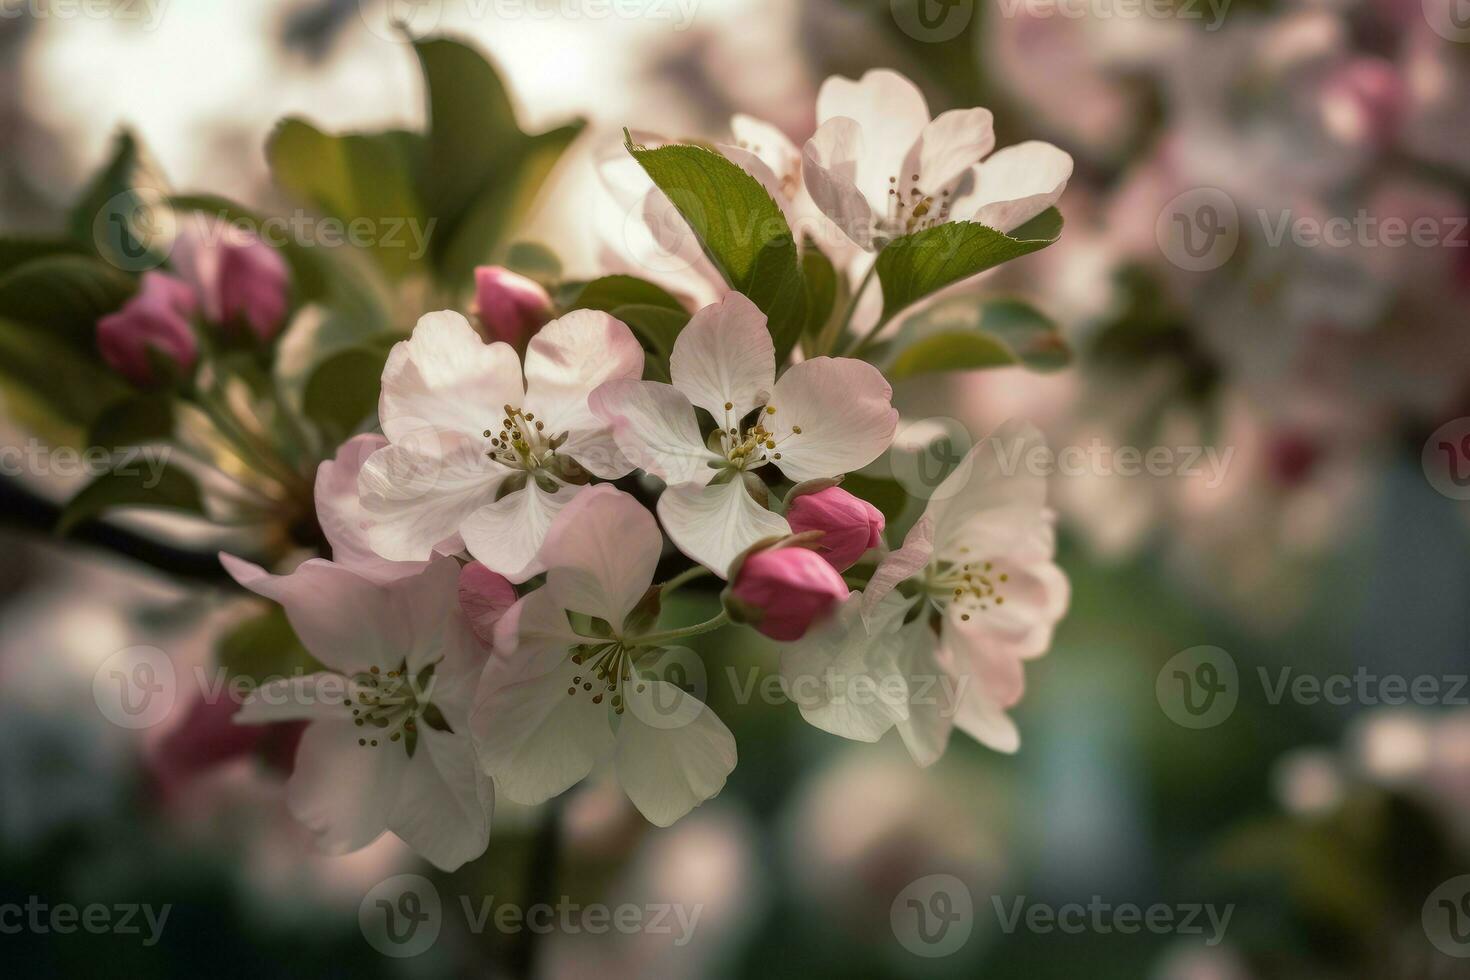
[97,271,199,387]
[786,486,885,572]
[729,547,848,642]
[474,265,553,348]
[173,219,290,342]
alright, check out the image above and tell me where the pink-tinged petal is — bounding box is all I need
[358,441,507,563]
[459,480,582,584]
[803,118,877,251]
[458,562,518,648]
[657,479,791,578]
[236,674,352,725]
[766,357,898,483]
[522,309,645,479]
[472,658,613,806]
[951,689,1021,754]
[589,379,720,485]
[378,557,466,675]
[862,516,935,618]
[669,293,776,423]
[816,69,931,203]
[285,720,405,855]
[379,310,524,444]
[538,486,662,626]
[952,141,1073,233]
[894,622,956,767]
[926,420,1049,559]
[940,616,1027,709]
[315,434,435,583]
[613,681,737,826]
[908,107,996,197]
[481,589,584,697]
[387,727,494,871]
[219,554,406,674]
[729,114,801,186]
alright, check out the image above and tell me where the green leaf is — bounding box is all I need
[874,208,1063,326]
[0,237,86,278]
[216,606,322,687]
[88,395,176,448]
[0,316,131,429]
[56,459,205,535]
[625,140,806,360]
[800,244,838,347]
[504,241,562,283]
[302,341,394,444]
[611,304,690,383]
[567,275,686,315]
[0,255,137,349]
[68,129,174,271]
[266,120,428,280]
[885,298,1071,379]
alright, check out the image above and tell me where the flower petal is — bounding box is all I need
[236,673,351,725]
[862,516,934,619]
[729,113,801,186]
[458,561,519,647]
[459,480,583,584]
[358,441,507,562]
[589,379,720,485]
[540,485,663,628]
[472,658,613,806]
[803,117,877,251]
[285,720,406,855]
[315,434,437,583]
[614,679,736,827]
[522,309,645,479]
[669,293,776,424]
[951,689,1021,754]
[766,356,898,482]
[779,594,911,743]
[482,589,586,696]
[894,624,956,768]
[387,727,494,871]
[926,420,1049,560]
[657,478,791,578]
[816,69,930,204]
[379,310,524,443]
[952,141,1073,233]
[908,107,996,197]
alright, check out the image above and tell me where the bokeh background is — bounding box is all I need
[3,0,1469,977]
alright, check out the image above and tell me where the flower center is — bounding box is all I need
[566,642,645,716]
[716,403,802,472]
[346,664,435,750]
[882,173,953,240]
[484,404,567,474]
[924,556,1009,622]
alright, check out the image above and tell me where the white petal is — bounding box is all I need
[358,441,507,562]
[481,589,585,697]
[951,689,1021,754]
[219,554,405,674]
[926,420,1049,559]
[285,720,405,855]
[766,357,898,482]
[458,480,582,584]
[522,310,645,479]
[383,557,477,677]
[379,310,524,444]
[657,479,791,578]
[816,69,930,204]
[803,118,877,251]
[952,141,1073,233]
[614,679,736,827]
[939,614,1026,710]
[472,659,613,806]
[779,594,911,744]
[315,434,433,583]
[540,485,662,628]
[669,293,776,423]
[894,623,956,767]
[909,108,996,196]
[236,673,351,724]
[729,113,801,185]
[862,516,934,618]
[589,379,721,485]
[388,727,494,871]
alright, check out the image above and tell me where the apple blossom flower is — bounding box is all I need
[96,271,199,387]
[785,485,885,572]
[172,217,290,342]
[726,545,849,642]
[781,422,1069,764]
[223,555,494,871]
[802,69,1073,250]
[590,292,897,576]
[357,308,644,581]
[473,485,737,827]
[474,265,553,349]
